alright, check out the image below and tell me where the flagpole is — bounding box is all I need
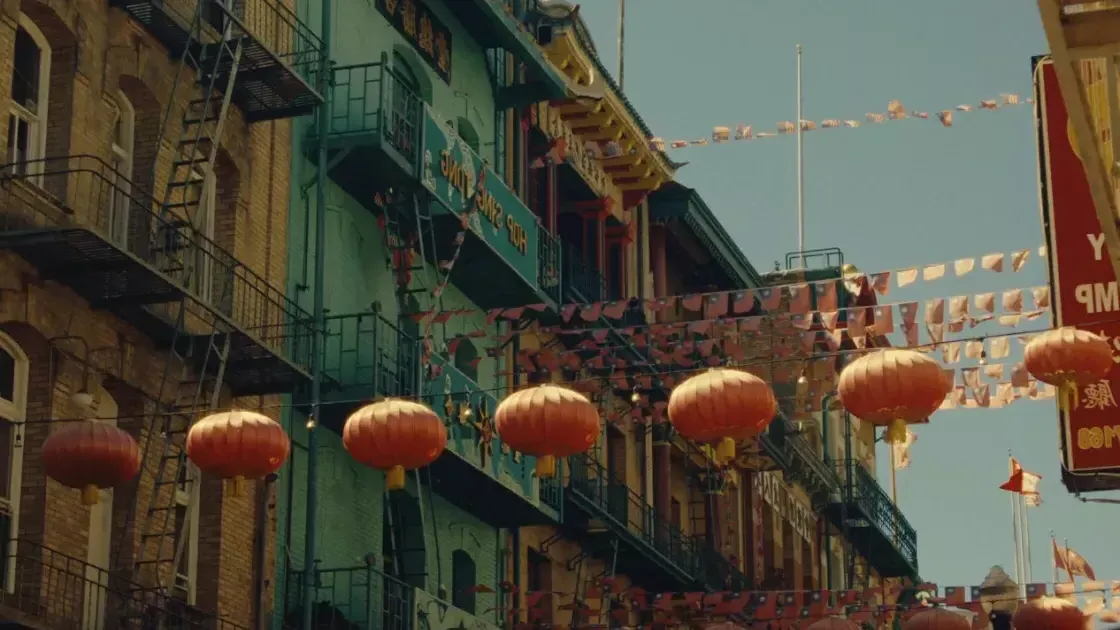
[889,440,899,545]
[1050,531,1059,583]
[1009,453,1024,585]
[1021,493,1033,582]
[795,44,805,268]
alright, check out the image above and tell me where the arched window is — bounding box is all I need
[451,549,477,613]
[6,16,51,178]
[392,50,421,95]
[0,332,28,593]
[108,91,135,244]
[453,339,478,383]
[456,118,480,154]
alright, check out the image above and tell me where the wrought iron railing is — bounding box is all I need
[538,224,562,304]
[0,155,315,370]
[694,542,749,592]
[321,311,420,398]
[225,0,323,78]
[1,538,246,630]
[314,57,424,164]
[831,458,918,568]
[285,565,413,630]
[539,474,563,513]
[568,453,698,577]
[560,241,607,304]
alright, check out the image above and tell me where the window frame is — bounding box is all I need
[6,16,51,180]
[0,332,28,595]
[188,164,217,302]
[108,91,135,245]
[171,462,200,605]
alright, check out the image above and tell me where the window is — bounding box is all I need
[450,550,476,614]
[171,462,200,605]
[188,165,217,302]
[108,92,135,245]
[6,17,50,177]
[0,333,27,594]
[527,550,552,623]
[453,339,478,384]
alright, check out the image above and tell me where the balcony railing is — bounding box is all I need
[321,311,420,398]
[538,225,562,304]
[568,453,699,576]
[832,458,918,568]
[1,538,245,630]
[560,241,607,304]
[0,155,314,370]
[285,565,413,630]
[225,0,323,77]
[316,57,424,164]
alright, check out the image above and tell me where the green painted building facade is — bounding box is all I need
[276,1,569,628]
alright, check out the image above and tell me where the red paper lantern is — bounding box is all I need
[838,349,950,444]
[343,399,447,490]
[903,608,972,630]
[1024,327,1114,411]
[668,368,777,464]
[1013,597,1089,630]
[495,385,599,479]
[186,410,291,496]
[43,421,141,506]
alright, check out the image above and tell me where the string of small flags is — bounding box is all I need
[649,94,1030,151]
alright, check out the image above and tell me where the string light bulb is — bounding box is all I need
[630,389,640,403]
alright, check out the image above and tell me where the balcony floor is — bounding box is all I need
[427,450,558,528]
[0,227,311,395]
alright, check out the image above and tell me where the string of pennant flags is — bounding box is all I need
[648,94,1031,152]
[409,243,1047,329]
[482,578,1120,629]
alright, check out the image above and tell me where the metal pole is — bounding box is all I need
[301,0,332,626]
[1009,454,1023,586]
[795,44,805,268]
[1021,493,1033,583]
[617,0,625,90]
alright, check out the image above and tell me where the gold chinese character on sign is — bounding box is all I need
[418,13,434,56]
[1083,379,1117,410]
[384,0,399,16]
[434,31,450,75]
[401,0,417,37]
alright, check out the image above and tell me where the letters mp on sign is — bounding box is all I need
[1037,58,1120,472]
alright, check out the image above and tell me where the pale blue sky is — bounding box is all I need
[573,0,1116,590]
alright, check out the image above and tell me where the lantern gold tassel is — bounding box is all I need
[1058,381,1079,413]
[226,476,246,497]
[386,465,406,491]
[536,455,556,479]
[81,484,100,506]
[715,437,736,465]
[886,419,907,444]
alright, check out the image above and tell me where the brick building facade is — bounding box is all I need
[0,0,312,625]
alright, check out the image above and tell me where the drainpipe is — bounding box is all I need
[301,0,333,625]
[253,473,277,630]
[819,392,834,590]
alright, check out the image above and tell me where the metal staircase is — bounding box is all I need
[115,0,244,610]
[380,191,442,375]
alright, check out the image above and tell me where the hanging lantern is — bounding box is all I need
[186,410,291,497]
[1023,327,1113,412]
[903,608,972,630]
[1013,597,1089,630]
[837,349,949,444]
[494,385,599,479]
[805,619,860,630]
[343,399,447,490]
[668,368,777,464]
[43,421,141,506]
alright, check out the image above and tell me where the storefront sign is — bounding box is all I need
[421,108,540,286]
[537,103,611,196]
[753,472,815,542]
[1036,58,1120,473]
[377,0,452,83]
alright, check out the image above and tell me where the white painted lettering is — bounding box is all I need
[1076,281,1120,314]
[1089,232,1107,261]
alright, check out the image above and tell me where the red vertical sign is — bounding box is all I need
[1037,58,1120,472]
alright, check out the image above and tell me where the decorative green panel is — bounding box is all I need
[424,355,537,501]
[419,107,540,287]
